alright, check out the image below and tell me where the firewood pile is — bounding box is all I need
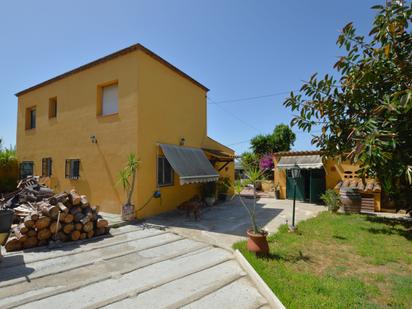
[1,177,109,252]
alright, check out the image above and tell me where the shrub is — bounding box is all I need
[320,189,341,213]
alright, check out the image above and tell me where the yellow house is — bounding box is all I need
[273,151,383,212]
[15,44,234,217]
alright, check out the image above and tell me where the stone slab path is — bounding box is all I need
[0,224,271,308]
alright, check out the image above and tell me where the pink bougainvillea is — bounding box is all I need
[259,154,274,171]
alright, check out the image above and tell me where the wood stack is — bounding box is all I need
[4,188,109,252]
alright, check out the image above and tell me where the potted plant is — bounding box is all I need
[320,189,342,213]
[274,182,281,199]
[233,167,269,256]
[202,181,217,207]
[118,153,140,221]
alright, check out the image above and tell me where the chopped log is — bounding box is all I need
[5,237,22,252]
[23,237,38,249]
[73,212,84,223]
[82,221,94,233]
[79,215,90,225]
[24,215,36,229]
[35,216,51,230]
[74,223,83,231]
[86,230,94,238]
[70,206,82,215]
[80,232,87,240]
[70,230,81,241]
[57,202,69,214]
[96,219,109,229]
[27,229,37,238]
[63,213,74,224]
[59,212,66,222]
[14,230,28,242]
[30,211,40,221]
[58,231,69,242]
[80,195,89,208]
[49,193,69,205]
[16,223,29,234]
[63,223,74,234]
[50,221,62,234]
[37,228,51,241]
[95,227,106,236]
[69,190,81,206]
[40,203,60,219]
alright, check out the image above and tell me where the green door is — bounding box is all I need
[309,169,326,204]
[286,170,305,201]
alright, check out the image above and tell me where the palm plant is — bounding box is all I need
[118,153,140,205]
[232,167,264,234]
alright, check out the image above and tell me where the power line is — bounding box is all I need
[207,90,298,105]
[208,97,261,133]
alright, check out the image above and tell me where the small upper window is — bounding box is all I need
[101,83,118,116]
[26,107,36,129]
[65,159,80,180]
[20,161,34,179]
[49,97,57,118]
[42,157,52,177]
[157,156,173,186]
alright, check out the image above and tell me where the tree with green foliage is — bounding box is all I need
[249,124,296,156]
[0,138,18,193]
[240,151,259,170]
[284,3,412,209]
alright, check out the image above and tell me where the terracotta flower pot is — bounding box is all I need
[247,229,269,256]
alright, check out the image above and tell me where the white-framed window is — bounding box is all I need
[157,156,173,186]
[101,83,118,116]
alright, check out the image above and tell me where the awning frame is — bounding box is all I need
[159,143,220,185]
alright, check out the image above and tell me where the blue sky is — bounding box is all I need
[0,0,378,154]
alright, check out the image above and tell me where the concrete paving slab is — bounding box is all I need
[0,225,274,308]
[147,197,326,249]
[183,277,268,309]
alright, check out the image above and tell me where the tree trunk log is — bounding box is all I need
[96,219,109,229]
[82,221,93,233]
[37,228,51,241]
[70,230,81,241]
[69,190,81,206]
[63,223,74,234]
[35,216,51,230]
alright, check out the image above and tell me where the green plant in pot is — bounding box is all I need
[118,153,140,221]
[232,167,269,256]
[320,189,341,213]
[201,181,217,207]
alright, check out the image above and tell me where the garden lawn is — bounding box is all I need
[233,212,412,309]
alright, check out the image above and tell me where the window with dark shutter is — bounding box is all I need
[42,158,52,177]
[20,161,34,179]
[157,156,173,186]
[65,159,80,180]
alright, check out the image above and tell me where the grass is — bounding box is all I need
[233,212,412,309]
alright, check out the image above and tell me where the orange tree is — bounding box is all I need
[284,3,412,209]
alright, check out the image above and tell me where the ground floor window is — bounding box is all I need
[157,156,173,186]
[20,161,34,179]
[42,157,52,177]
[65,159,80,180]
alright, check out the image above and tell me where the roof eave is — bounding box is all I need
[15,43,209,97]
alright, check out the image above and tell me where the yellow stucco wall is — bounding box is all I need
[16,52,139,213]
[16,48,234,217]
[134,50,234,218]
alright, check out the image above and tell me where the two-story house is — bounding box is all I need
[15,44,234,217]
